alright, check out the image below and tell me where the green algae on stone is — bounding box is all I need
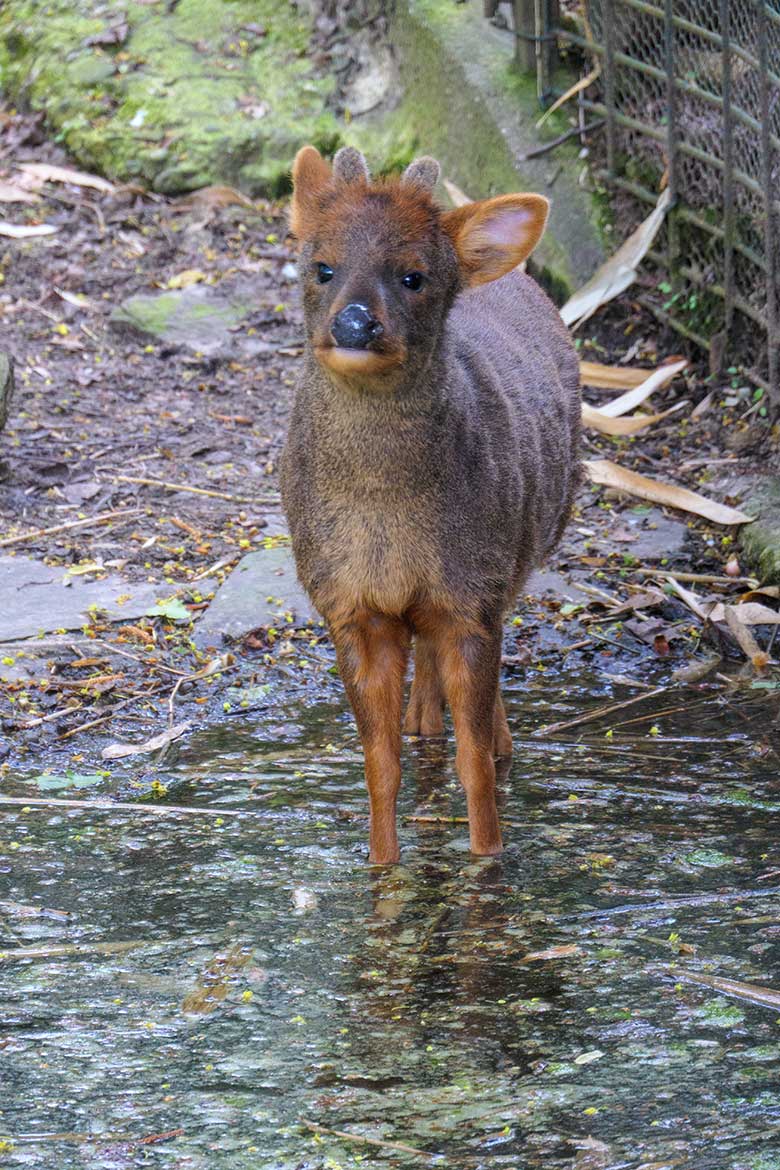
[0,0,340,195]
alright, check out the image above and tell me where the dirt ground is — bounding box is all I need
[1,102,778,775]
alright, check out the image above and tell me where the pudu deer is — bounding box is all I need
[281,146,581,864]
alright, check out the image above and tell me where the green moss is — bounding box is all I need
[0,0,340,194]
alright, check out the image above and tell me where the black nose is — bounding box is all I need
[330,303,384,349]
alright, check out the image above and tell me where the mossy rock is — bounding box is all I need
[0,0,341,195]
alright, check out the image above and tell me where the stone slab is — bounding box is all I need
[193,547,320,649]
[0,555,198,642]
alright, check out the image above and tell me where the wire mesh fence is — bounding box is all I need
[489,1,780,403]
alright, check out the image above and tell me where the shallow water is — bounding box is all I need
[2,668,780,1169]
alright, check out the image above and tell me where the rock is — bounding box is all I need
[0,555,209,642]
[109,281,284,358]
[0,0,339,196]
[0,352,14,431]
[193,546,320,650]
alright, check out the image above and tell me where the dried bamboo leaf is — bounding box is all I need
[442,178,472,207]
[537,65,601,127]
[18,162,115,194]
[584,459,755,526]
[561,188,671,328]
[664,576,710,621]
[598,359,688,417]
[676,970,780,1012]
[579,361,651,390]
[101,721,192,760]
[0,181,40,204]
[0,221,58,238]
[706,601,780,625]
[581,401,684,435]
[723,604,770,667]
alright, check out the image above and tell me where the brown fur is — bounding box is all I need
[281,147,581,864]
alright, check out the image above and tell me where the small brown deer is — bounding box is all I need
[281,146,580,864]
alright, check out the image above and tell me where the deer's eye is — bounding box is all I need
[402,271,425,291]
[316,262,334,284]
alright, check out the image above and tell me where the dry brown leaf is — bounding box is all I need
[522,944,581,962]
[0,180,40,204]
[442,178,472,207]
[0,220,58,238]
[582,401,684,435]
[561,188,671,328]
[664,577,710,621]
[706,601,780,625]
[723,605,770,667]
[597,359,688,417]
[18,162,115,194]
[101,720,192,761]
[584,459,755,526]
[537,65,601,128]
[176,184,253,211]
[579,361,651,390]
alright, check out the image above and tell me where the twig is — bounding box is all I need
[566,886,780,922]
[0,938,176,962]
[0,508,140,548]
[106,473,278,505]
[519,118,604,160]
[301,1120,433,1158]
[533,685,667,736]
[674,970,780,1012]
[0,796,252,816]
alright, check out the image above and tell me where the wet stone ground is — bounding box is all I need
[2,665,780,1170]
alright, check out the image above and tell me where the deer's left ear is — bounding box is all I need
[441,193,549,286]
[290,146,332,242]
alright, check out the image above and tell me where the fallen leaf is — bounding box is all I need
[166,268,207,290]
[579,361,650,390]
[584,459,755,525]
[581,401,684,435]
[101,721,192,761]
[442,178,472,207]
[0,180,40,204]
[596,359,687,417]
[145,598,193,622]
[34,771,104,791]
[18,162,115,194]
[537,65,601,127]
[0,221,58,238]
[522,944,581,962]
[561,188,671,328]
[175,185,253,211]
[723,604,771,668]
[706,601,780,625]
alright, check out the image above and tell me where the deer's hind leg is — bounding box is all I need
[493,692,513,759]
[403,636,446,737]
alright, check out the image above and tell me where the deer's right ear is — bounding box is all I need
[290,146,332,242]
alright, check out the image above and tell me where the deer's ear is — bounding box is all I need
[290,146,332,241]
[441,194,549,286]
[401,156,440,191]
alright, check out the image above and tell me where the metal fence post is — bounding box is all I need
[758,0,779,404]
[719,0,736,370]
[602,0,617,177]
[514,0,537,73]
[664,0,680,287]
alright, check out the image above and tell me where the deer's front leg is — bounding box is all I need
[330,612,411,865]
[437,623,503,856]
